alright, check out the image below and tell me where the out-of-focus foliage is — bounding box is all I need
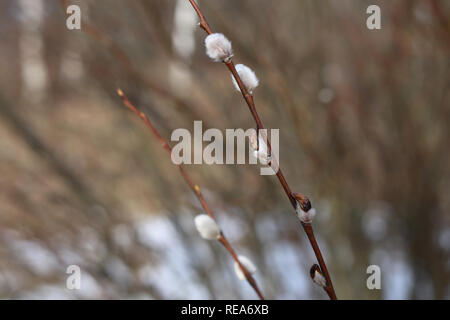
[0,0,448,299]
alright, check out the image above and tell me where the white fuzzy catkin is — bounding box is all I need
[250,130,258,150]
[250,132,271,165]
[296,202,316,224]
[205,33,233,62]
[194,214,221,240]
[312,270,327,287]
[232,64,259,94]
[253,150,271,165]
[234,255,257,280]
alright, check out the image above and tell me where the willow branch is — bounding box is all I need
[117,89,264,300]
[188,0,337,300]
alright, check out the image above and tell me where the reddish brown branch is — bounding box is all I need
[188,0,213,34]
[304,224,337,299]
[117,89,264,300]
[188,0,337,299]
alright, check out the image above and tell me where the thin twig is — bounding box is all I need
[58,0,207,125]
[188,0,337,299]
[116,89,264,300]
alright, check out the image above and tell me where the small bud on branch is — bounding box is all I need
[234,255,257,280]
[296,202,316,224]
[293,192,312,212]
[310,264,327,288]
[249,130,271,165]
[250,129,258,150]
[195,214,221,240]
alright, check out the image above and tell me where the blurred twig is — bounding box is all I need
[0,92,104,216]
[58,0,206,125]
[116,89,265,299]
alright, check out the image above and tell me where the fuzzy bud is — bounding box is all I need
[250,132,271,165]
[292,193,312,212]
[253,149,271,166]
[194,214,221,240]
[296,202,316,224]
[205,33,233,62]
[232,64,259,94]
[311,269,327,288]
[233,255,257,280]
[249,130,258,150]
